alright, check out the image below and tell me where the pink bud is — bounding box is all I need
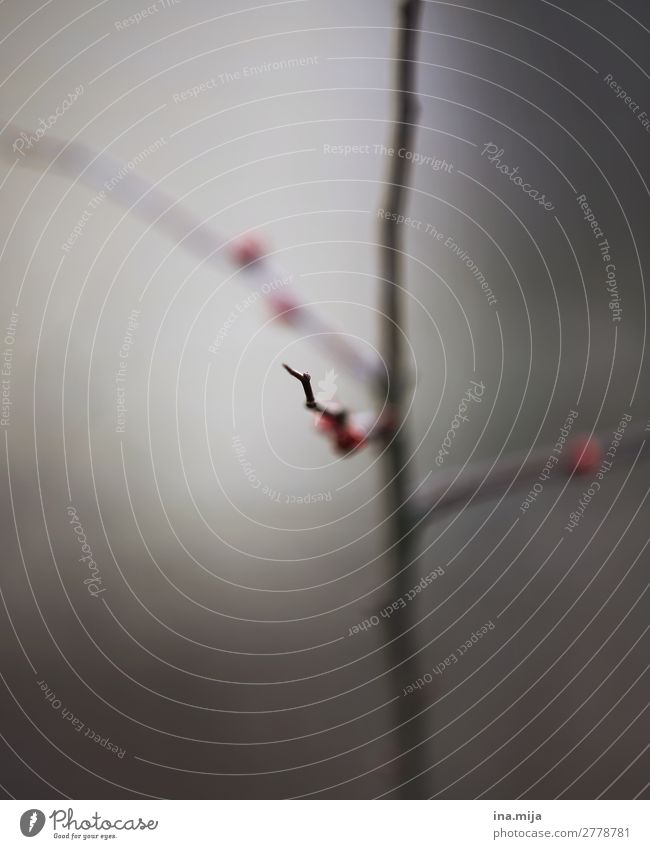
[268,292,299,322]
[566,435,602,476]
[314,414,337,434]
[230,234,265,266]
[335,425,366,454]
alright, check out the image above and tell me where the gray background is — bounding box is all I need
[0,0,648,798]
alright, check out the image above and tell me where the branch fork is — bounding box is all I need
[282,364,369,454]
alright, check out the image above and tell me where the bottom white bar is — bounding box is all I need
[0,800,648,848]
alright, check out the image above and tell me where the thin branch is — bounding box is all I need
[413,426,649,524]
[1,126,382,383]
[282,364,321,410]
[282,363,370,453]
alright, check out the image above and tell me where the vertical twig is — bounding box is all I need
[379,0,428,798]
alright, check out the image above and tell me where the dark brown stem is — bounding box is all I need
[282,363,346,423]
[282,363,320,410]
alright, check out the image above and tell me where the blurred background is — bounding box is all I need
[0,0,648,799]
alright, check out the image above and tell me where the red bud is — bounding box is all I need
[567,435,602,476]
[268,292,299,322]
[334,426,367,454]
[230,234,265,266]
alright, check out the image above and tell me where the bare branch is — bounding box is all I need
[282,363,371,453]
[282,364,320,410]
[413,426,649,524]
[1,127,382,384]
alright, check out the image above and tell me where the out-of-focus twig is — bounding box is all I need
[282,363,368,453]
[0,126,381,382]
[413,426,648,524]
